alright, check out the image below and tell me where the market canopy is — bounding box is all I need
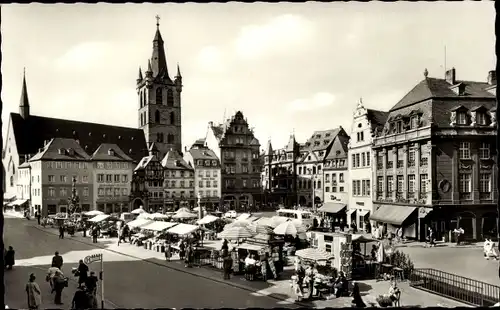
[254,217,276,227]
[197,215,219,225]
[218,226,255,240]
[296,248,334,261]
[352,235,376,243]
[141,221,177,232]
[167,223,199,235]
[85,210,104,217]
[318,203,347,214]
[127,218,154,228]
[237,242,265,252]
[131,208,146,215]
[236,213,251,221]
[172,210,198,219]
[137,212,154,220]
[370,205,417,226]
[176,207,192,214]
[273,221,305,237]
[151,213,170,219]
[88,214,111,223]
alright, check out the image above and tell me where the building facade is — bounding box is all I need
[372,68,497,241]
[137,20,183,159]
[323,131,350,209]
[16,159,32,212]
[28,138,93,216]
[206,111,262,211]
[261,135,299,207]
[162,149,195,210]
[92,144,134,214]
[184,139,221,210]
[348,99,388,231]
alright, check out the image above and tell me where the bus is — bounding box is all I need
[276,209,314,228]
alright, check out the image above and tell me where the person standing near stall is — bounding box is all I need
[222,250,232,280]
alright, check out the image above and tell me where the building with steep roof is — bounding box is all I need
[295,127,349,208]
[184,139,221,209]
[323,131,350,208]
[205,111,262,211]
[348,98,389,231]
[91,144,135,214]
[371,68,497,242]
[261,134,300,207]
[136,18,183,159]
[162,148,195,209]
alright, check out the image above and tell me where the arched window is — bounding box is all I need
[140,91,143,108]
[170,112,175,125]
[154,110,160,123]
[167,134,174,144]
[167,89,174,107]
[156,88,163,105]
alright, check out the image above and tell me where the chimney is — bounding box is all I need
[488,70,497,85]
[445,68,456,85]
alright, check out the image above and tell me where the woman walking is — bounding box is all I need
[25,273,42,310]
[5,246,15,270]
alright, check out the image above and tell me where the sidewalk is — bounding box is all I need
[32,223,469,308]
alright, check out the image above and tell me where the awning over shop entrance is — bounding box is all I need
[7,199,28,207]
[370,205,417,226]
[358,209,370,217]
[318,203,346,214]
[346,209,356,217]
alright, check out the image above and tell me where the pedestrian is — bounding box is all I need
[25,273,42,310]
[52,270,67,305]
[85,271,99,297]
[35,211,40,225]
[165,243,172,261]
[5,246,15,270]
[222,250,232,280]
[185,244,192,268]
[77,259,89,288]
[179,240,186,261]
[72,285,89,310]
[351,282,366,308]
[51,251,63,269]
[59,225,65,239]
[46,266,62,293]
[92,225,99,243]
[221,239,229,252]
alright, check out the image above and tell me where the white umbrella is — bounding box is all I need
[196,215,219,225]
[151,212,169,219]
[256,224,274,235]
[176,207,191,214]
[172,210,197,219]
[131,208,146,215]
[84,210,104,216]
[255,217,276,228]
[296,248,334,261]
[273,221,305,237]
[218,226,255,240]
[224,220,251,230]
[137,212,154,220]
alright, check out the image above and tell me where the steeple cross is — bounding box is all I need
[155,15,160,27]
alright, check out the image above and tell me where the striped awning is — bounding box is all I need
[237,242,266,252]
[318,203,347,214]
[370,205,417,226]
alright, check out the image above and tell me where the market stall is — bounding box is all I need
[85,210,105,217]
[88,214,111,223]
[127,218,154,229]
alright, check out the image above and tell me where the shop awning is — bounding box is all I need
[237,242,265,252]
[141,221,177,232]
[346,209,356,217]
[127,219,154,228]
[358,210,370,217]
[88,214,111,223]
[8,199,28,207]
[318,203,347,214]
[370,205,417,226]
[167,223,199,235]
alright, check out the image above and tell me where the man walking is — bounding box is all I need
[51,251,63,269]
[58,225,65,239]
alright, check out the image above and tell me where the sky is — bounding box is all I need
[1,3,496,152]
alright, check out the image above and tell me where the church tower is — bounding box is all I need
[137,16,183,159]
[20,68,30,119]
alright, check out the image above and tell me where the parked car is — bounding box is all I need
[224,210,238,219]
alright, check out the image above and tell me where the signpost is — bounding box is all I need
[84,253,104,309]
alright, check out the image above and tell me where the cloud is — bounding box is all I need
[234,14,312,59]
[55,42,113,71]
[287,92,336,112]
[197,46,225,73]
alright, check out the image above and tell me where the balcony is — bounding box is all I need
[373,126,431,147]
[242,157,248,162]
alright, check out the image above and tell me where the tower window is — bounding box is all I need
[156,88,163,105]
[143,91,147,106]
[167,134,174,144]
[170,112,175,125]
[140,91,143,108]
[167,89,174,107]
[155,110,160,123]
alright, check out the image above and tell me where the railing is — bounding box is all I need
[409,268,500,307]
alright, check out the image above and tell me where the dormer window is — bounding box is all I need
[450,83,466,96]
[396,121,403,133]
[316,135,321,139]
[325,133,331,137]
[108,149,115,156]
[457,112,467,125]
[477,112,487,125]
[58,148,65,155]
[319,151,324,157]
[314,141,320,146]
[410,116,419,129]
[67,148,75,156]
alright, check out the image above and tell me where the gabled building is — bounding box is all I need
[184,139,221,210]
[91,143,134,214]
[130,143,164,212]
[206,111,262,211]
[162,148,195,210]
[323,131,350,207]
[348,99,389,231]
[295,127,349,209]
[261,134,300,207]
[28,138,93,216]
[371,68,497,241]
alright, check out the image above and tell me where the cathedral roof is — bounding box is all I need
[9,112,147,162]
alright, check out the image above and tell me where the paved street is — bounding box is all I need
[4,216,300,309]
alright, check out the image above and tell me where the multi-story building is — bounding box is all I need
[323,131,350,209]
[295,127,348,209]
[131,143,164,212]
[91,144,134,214]
[372,68,497,241]
[184,139,221,210]
[162,148,195,210]
[28,138,93,216]
[261,134,300,207]
[206,111,262,211]
[16,157,32,212]
[348,99,388,231]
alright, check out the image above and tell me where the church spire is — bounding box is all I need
[137,67,143,83]
[176,63,182,78]
[19,67,30,119]
[151,15,169,80]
